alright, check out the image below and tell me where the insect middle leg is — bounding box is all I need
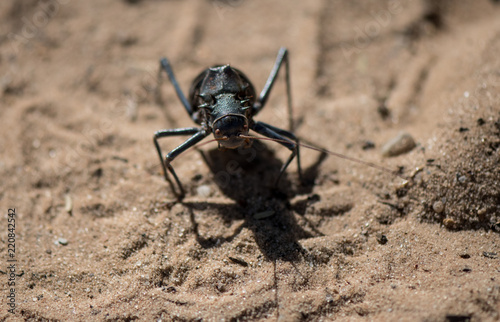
[154,128,209,198]
[252,121,302,185]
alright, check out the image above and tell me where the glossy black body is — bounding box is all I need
[189,65,255,149]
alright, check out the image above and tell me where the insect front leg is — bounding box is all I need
[252,121,302,186]
[254,47,294,131]
[154,128,209,199]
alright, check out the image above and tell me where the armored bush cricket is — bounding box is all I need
[154,47,302,199]
[154,48,400,199]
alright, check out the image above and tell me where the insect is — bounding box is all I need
[154,47,302,199]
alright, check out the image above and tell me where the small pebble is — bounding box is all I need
[378,104,391,119]
[126,97,138,121]
[362,140,375,150]
[376,234,388,245]
[64,194,73,215]
[483,252,497,259]
[381,132,416,157]
[164,286,176,293]
[32,139,40,148]
[196,185,211,198]
[254,210,275,219]
[443,217,456,229]
[228,256,249,267]
[57,238,68,246]
[432,201,444,213]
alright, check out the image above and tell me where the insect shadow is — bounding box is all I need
[181,140,328,263]
[183,200,316,264]
[200,140,291,202]
[198,139,328,203]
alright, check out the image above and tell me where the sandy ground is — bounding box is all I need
[1,0,499,320]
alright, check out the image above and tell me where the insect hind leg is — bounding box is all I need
[255,47,294,132]
[156,57,193,116]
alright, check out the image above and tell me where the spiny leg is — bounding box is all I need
[154,128,208,198]
[257,121,302,180]
[255,47,294,132]
[156,57,193,116]
[252,121,302,186]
